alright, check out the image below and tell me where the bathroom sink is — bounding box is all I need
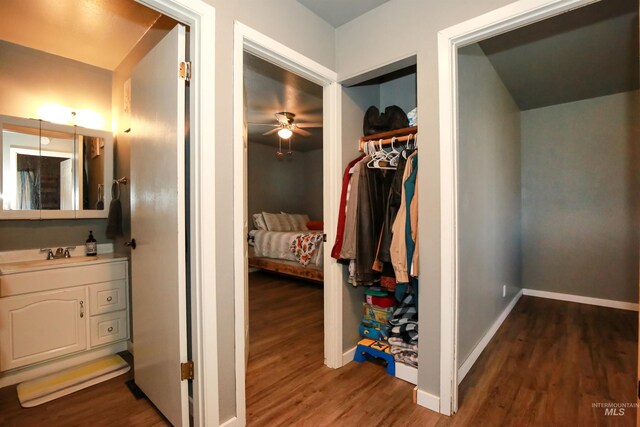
[0,256,105,274]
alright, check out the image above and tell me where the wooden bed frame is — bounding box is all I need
[248,247,323,283]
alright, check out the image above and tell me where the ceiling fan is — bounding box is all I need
[250,112,322,139]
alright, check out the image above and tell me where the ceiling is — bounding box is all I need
[245,52,323,152]
[0,0,162,70]
[478,0,639,110]
[297,0,390,28]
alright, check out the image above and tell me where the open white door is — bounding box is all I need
[130,24,189,427]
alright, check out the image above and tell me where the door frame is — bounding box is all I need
[232,22,342,426]
[437,0,601,415]
[135,0,218,425]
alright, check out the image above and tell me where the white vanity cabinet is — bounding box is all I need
[0,257,129,375]
[0,287,88,371]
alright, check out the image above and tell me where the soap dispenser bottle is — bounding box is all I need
[86,230,97,256]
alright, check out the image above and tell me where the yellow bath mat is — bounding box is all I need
[17,354,130,408]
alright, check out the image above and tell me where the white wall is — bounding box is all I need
[0,40,112,129]
[0,40,113,251]
[335,0,518,394]
[457,44,522,367]
[340,84,379,352]
[248,143,323,224]
[521,90,640,303]
[379,73,417,114]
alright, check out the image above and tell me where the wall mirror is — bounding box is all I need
[0,115,113,219]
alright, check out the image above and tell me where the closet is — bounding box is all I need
[338,60,420,384]
[455,0,639,410]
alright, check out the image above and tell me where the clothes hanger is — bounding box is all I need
[386,137,401,167]
[372,139,396,170]
[367,139,385,168]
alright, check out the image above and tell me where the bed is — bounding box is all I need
[248,228,324,283]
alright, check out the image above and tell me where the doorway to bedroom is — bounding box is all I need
[242,50,326,420]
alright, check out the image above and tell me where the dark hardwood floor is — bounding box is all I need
[0,274,635,426]
[247,272,637,426]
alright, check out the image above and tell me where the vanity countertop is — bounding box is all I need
[0,253,128,275]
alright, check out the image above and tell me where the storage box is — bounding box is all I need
[363,303,394,324]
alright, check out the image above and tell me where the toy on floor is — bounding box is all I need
[353,338,395,375]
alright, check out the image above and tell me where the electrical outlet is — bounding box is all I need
[503,285,506,297]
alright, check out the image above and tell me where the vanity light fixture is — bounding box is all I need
[37,103,104,129]
[40,136,50,146]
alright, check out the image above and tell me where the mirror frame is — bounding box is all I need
[0,114,113,220]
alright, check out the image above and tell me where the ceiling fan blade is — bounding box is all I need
[295,122,323,128]
[275,113,290,125]
[262,128,281,136]
[248,123,279,127]
[291,127,311,137]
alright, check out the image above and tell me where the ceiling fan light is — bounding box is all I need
[277,128,293,139]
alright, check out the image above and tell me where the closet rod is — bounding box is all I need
[360,126,417,143]
[358,132,418,151]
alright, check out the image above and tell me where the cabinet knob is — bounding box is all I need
[106,296,113,302]
[124,239,137,250]
[107,327,114,333]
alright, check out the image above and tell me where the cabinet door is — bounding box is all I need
[0,287,87,371]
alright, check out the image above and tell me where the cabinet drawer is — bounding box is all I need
[89,280,127,315]
[90,310,128,347]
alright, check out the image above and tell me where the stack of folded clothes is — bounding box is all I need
[388,286,418,367]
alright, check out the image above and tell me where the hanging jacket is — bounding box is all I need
[377,150,414,264]
[331,154,365,260]
[340,156,368,260]
[355,165,393,283]
[390,151,417,283]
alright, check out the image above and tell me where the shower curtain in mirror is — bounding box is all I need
[17,170,38,209]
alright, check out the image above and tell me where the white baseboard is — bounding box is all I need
[220,416,240,427]
[416,388,440,413]
[522,288,638,311]
[395,362,417,385]
[457,289,523,385]
[342,346,356,366]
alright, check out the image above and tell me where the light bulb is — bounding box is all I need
[277,128,293,139]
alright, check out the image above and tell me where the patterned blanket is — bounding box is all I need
[290,233,324,266]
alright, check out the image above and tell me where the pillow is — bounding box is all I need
[252,213,267,230]
[306,220,323,231]
[282,212,310,231]
[262,212,293,231]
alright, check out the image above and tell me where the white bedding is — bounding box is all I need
[249,230,324,267]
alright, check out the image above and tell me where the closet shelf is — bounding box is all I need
[358,126,417,151]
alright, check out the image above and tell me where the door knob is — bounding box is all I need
[124,238,137,250]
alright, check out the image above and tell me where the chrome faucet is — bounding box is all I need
[40,248,55,260]
[64,246,76,258]
[55,248,65,258]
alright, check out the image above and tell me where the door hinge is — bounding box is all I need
[179,61,192,81]
[181,361,194,381]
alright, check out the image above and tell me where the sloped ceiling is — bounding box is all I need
[0,0,162,70]
[297,0,390,28]
[245,53,323,152]
[479,0,639,110]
